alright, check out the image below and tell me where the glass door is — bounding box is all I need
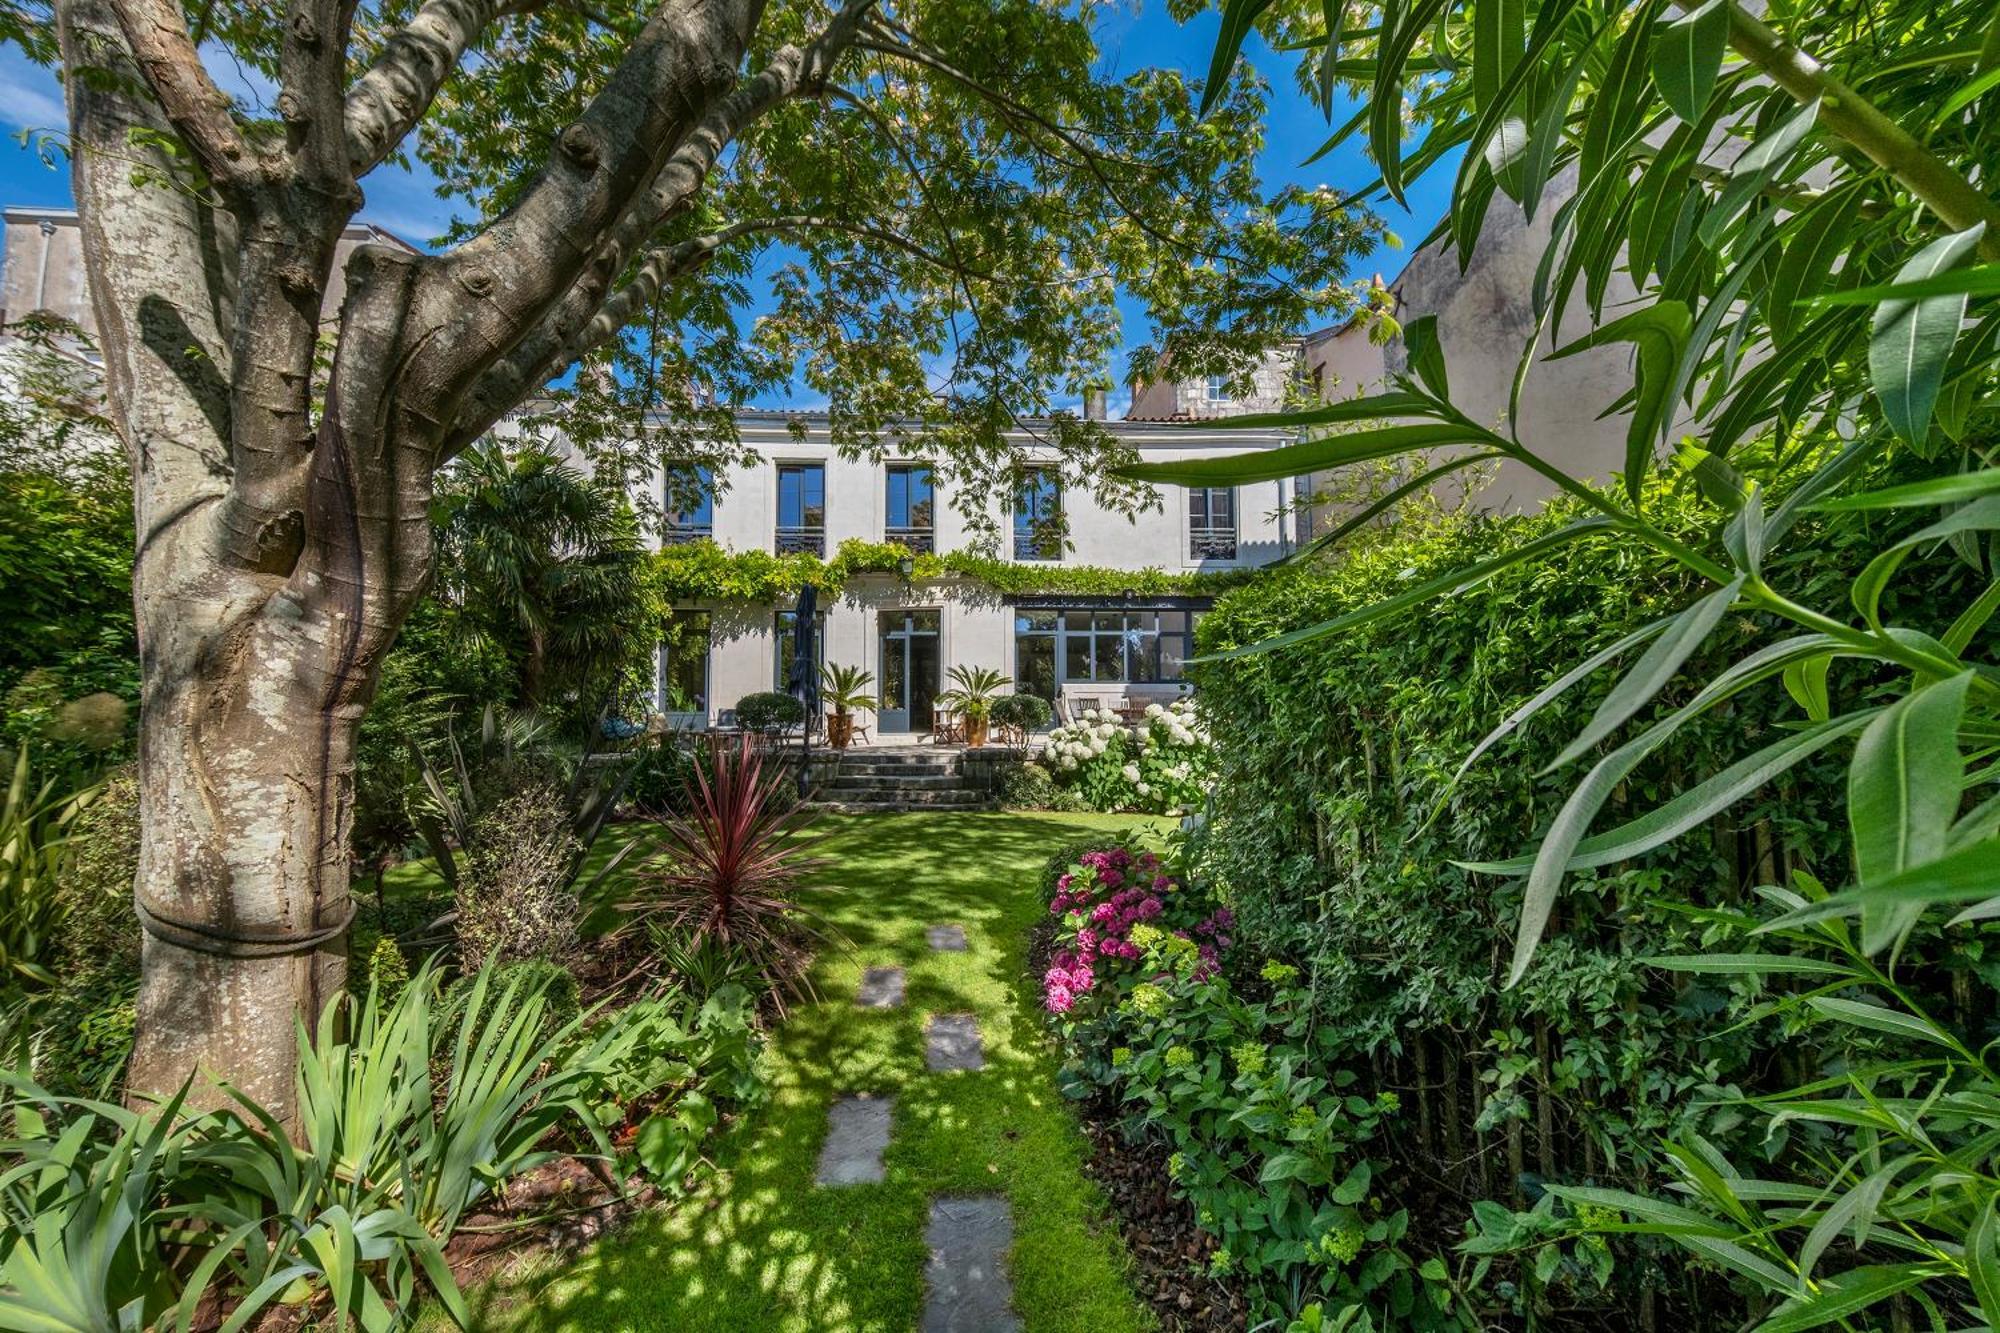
[878,610,942,732]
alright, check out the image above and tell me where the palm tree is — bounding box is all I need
[432,444,647,708]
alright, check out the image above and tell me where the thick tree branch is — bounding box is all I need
[1718,2,2000,262]
[436,0,877,452]
[109,0,256,191]
[343,0,535,173]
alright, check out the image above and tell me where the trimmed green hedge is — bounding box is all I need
[1185,480,1988,1324]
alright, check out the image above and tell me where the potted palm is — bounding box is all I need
[820,662,876,749]
[939,665,1009,748]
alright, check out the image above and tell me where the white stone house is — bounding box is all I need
[650,407,1306,735]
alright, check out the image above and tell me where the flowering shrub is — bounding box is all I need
[1040,845,1234,1018]
[1038,843,1459,1326]
[1038,698,1212,813]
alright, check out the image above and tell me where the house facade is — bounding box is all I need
[651,408,1305,734]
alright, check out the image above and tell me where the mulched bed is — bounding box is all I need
[1027,918,1253,1332]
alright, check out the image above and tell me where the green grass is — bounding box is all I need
[450,810,1164,1333]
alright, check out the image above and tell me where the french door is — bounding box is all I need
[878,609,942,732]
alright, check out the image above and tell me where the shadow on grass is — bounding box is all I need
[451,812,1160,1333]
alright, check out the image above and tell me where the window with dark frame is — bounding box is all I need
[1013,468,1063,561]
[663,466,713,544]
[1012,607,1200,693]
[1188,485,1237,560]
[885,464,935,552]
[776,463,825,555]
[774,609,826,690]
[661,610,710,714]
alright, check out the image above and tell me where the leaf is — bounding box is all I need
[1970,1195,2000,1331]
[1451,616,1674,786]
[1782,654,1831,721]
[1819,468,2000,511]
[1332,1159,1372,1203]
[1317,0,1350,112]
[1815,262,2000,306]
[1638,953,1856,977]
[1652,0,1727,122]
[1756,1265,1932,1333]
[1196,519,1614,663]
[1120,422,1487,488]
[1285,450,1509,569]
[1549,576,1744,769]
[1849,496,2000,628]
[1404,314,1448,398]
[1805,996,1955,1048]
[1769,189,1865,345]
[1699,99,1821,246]
[1848,671,1972,895]
[1797,1162,1899,1282]
[1470,709,1876,873]
[1548,302,1692,498]
[1869,224,1988,446]
[1136,390,1443,434]
[1200,0,1280,118]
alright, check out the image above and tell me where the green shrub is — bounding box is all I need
[996,760,1082,810]
[734,690,803,731]
[990,692,1052,738]
[456,777,584,971]
[366,935,412,1005]
[1040,699,1211,813]
[56,762,139,980]
[1177,482,1985,1324]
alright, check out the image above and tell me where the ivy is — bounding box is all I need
[647,537,1254,604]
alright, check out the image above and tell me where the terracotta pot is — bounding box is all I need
[965,716,989,748]
[827,713,855,748]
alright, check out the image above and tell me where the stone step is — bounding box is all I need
[815,1094,893,1186]
[824,774,969,792]
[817,787,989,807]
[813,799,1000,815]
[836,756,963,774]
[923,1197,1019,1331]
[926,1014,984,1072]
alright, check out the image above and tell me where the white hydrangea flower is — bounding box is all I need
[1136,781,1152,796]
[1089,737,1107,755]
[1145,702,1165,718]
[1121,763,1141,783]
[1060,755,1078,770]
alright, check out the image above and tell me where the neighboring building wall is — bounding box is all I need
[1,207,417,338]
[1298,171,1686,515]
[1126,343,1299,422]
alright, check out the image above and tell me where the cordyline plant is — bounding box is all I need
[1126,0,2000,1321]
[622,733,833,1006]
[14,0,1374,1119]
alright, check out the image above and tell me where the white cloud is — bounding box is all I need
[0,50,68,132]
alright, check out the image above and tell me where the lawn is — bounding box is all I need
[448,810,1166,1332]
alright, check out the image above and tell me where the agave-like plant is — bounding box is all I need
[621,734,834,1006]
[0,962,662,1332]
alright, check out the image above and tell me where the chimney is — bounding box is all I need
[1083,387,1108,420]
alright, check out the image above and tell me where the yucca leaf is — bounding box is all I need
[1120,422,1493,487]
[1849,671,1972,951]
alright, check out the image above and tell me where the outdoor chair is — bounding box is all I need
[931,710,966,746]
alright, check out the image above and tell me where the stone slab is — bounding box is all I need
[926,924,968,952]
[814,1094,893,1186]
[857,965,906,1009]
[922,1196,1019,1332]
[926,1014,985,1072]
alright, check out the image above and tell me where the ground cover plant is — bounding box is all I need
[435,811,1161,1332]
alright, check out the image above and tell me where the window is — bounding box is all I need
[774,609,826,690]
[1203,374,1231,404]
[660,611,710,715]
[1013,468,1062,561]
[776,464,825,555]
[1188,486,1238,560]
[1012,606,1201,691]
[886,464,935,552]
[663,466,713,545]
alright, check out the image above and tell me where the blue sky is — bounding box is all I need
[0,5,1450,411]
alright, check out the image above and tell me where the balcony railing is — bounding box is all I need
[886,525,934,554]
[1189,525,1238,560]
[662,523,713,547]
[1014,531,1061,562]
[776,525,825,556]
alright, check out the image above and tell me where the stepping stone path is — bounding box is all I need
[812,938,1020,1325]
[923,1197,1020,1332]
[925,1014,985,1072]
[815,1094,894,1185]
[857,965,905,1008]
